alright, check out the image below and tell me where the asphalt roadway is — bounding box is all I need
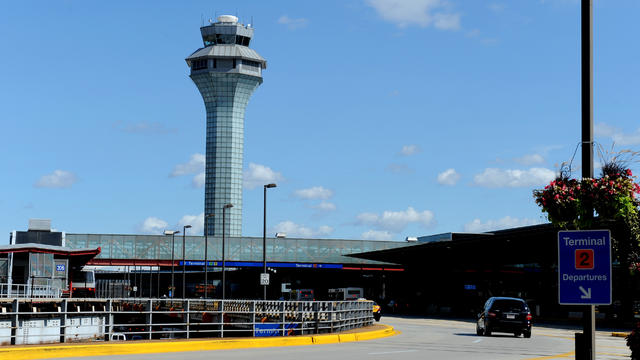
[15,316,633,360]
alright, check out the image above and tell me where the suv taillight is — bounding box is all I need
[488,312,497,318]
[526,313,532,321]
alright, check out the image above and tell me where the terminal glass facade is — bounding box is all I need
[65,234,407,265]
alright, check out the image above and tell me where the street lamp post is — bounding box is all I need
[163,230,180,299]
[182,224,191,299]
[204,214,214,299]
[263,183,277,300]
[222,203,233,300]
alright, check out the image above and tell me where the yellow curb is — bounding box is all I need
[5,325,397,360]
[338,333,357,342]
[311,334,339,344]
[524,351,575,360]
[612,332,629,338]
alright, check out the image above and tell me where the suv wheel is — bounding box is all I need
[523,330,531,338]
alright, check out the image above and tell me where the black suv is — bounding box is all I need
[476,297,532,338]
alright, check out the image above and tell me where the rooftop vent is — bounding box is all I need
[405,236,418,242]
[217,15,238,24]
[28,219,51,232]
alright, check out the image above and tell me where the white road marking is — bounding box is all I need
[473,339,483,343]
[368,350,418,355]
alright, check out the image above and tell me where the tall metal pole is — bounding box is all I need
[581,1,595,360]
[171,233,175,298]
[164,230,179,299]
[182,225,191,299]
[204,214,214,299]
[263,186,267,300]
[262,183,276,300]
[582,0,593,179]
[222,204,232,300]
[223,207,226,300]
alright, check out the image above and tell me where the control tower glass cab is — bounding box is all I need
[186,15,267,237]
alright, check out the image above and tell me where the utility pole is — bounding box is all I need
[580,1,595,360]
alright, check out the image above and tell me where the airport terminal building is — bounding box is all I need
[9,220,621,322]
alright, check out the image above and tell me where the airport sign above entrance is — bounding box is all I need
[558,230,611,305]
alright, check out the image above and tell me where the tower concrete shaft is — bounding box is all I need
[186,15,266,237]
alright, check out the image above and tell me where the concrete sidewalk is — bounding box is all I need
[4,324,397,360]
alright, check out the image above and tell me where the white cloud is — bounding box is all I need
[595,122,616,137]
[463,216,541,233]
[140,217,168,234]
[473,168,555,188]
[243,163,284,190]
[313,201,337,211]
[365,0,461,30]
[34,170,77,188]
[437,168,461,186]
[169,154,206,188]
[400,144,420,156]
[294,186,334,200]
[356,206,435,233]
[193,172,205,188]
[277,15,309,30]
[177,212,204,235]
[361,230,394,241]
[170,153,205,177]
[432,12,461,30]
[272,221,333,238]
[140,213,206,235]
[595,122,640,146]
[514,154,545,165]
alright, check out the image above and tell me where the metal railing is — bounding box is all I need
[0,298,374,345]
[0,283,62,299]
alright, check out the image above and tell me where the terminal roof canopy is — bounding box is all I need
[349,224,559,269]
[0,243,101,268]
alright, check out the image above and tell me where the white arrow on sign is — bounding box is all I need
[579,286,592,299]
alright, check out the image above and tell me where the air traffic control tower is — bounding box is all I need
[186,15,266,236]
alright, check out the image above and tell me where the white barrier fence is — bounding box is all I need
[0,298,374,345]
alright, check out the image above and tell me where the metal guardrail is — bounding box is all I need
[0,298,374,345]
[0,283,62,299]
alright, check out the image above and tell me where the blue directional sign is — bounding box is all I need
[558,230,611,305]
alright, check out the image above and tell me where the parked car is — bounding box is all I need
[476,297,532,338]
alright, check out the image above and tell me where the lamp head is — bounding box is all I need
[224,203,234,209]
[265,183,277,188]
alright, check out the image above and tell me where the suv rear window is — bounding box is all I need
[491,300,526,312]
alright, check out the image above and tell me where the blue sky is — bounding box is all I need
[2,0,639,242]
